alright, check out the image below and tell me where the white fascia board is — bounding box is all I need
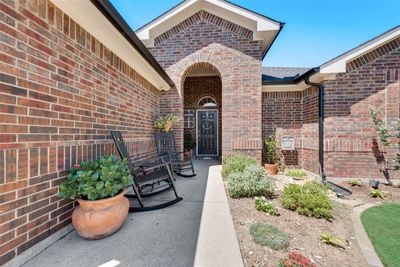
[51,0,170,91]
[136,0,280,48]
[262,73,336,92]
[320,27,400,74]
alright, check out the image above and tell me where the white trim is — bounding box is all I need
[261,73,336,92]
[50,0,170,91]
[136,0,281,51]
[196,109,219,157]
[197,96,218,107]
[320,26,400,74]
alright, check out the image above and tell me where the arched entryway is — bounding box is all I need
[182,63,222,157]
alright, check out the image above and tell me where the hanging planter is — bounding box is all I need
[153,115,179,132]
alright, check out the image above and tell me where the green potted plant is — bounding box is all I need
[184,132,196,156]
[264,135,280,175]
[153,114,179,132]
[58,155,133,240]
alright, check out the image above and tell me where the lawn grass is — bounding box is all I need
[361,204,400,267]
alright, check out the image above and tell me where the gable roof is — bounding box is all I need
[136,0,284,59]
[320,25,400,73]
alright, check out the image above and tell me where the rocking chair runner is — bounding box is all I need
[154,132,196,177]
[111,131,183,212]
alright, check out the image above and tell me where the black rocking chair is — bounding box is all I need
[154,132,196,177]
[111,131,183,212]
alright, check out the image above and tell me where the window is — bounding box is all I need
[197,96,217,108]
[184,109,195,129]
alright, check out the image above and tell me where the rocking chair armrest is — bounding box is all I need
[139,162,169,173]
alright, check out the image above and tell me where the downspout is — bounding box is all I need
[304,77,351,198]
[304,78,326,183]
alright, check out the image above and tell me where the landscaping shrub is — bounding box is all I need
[227,164,275,198]
[284,168,307,178]
[254,196,280,216]
[281,181,333,219]
[370,188,385,199]
[278,252,316,267]
[249,223,289,250]
[348,178,362,187]
[221,154,257,178]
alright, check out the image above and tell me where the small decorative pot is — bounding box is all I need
[264,163,278,175]
[72,189,129,240]
[369,180,380,189]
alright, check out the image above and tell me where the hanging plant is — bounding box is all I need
[153,115,179,132]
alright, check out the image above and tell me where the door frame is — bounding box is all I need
[196,109,219,157]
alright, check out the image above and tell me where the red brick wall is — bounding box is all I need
[183,76,222,155]
[262,38,400,179]
[0,0,160,264]
[150,11,263,160]
[323,38,400,179]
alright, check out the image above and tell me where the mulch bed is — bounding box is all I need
[226,175,400,267]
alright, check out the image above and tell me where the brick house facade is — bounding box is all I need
[0,0,399,265]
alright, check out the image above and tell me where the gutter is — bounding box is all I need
[90,0,175,88]
[262,67,319,86]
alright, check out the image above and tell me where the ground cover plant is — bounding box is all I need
[222,154,258,178]
[348,178,362,187]
[320,232,346,249]
[227,164,275,198]
[254,196,280,216]
[370,188,385,199]
[277,252,316,267]
[361,204,400,267]
[249,223,289,250]
[281,181,333,219]
[284,168,307,179]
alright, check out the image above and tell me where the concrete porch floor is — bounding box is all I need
[22,160,220,267]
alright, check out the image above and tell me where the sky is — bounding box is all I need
[110,0,400,68]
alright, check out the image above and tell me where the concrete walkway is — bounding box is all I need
[22,160,220,267]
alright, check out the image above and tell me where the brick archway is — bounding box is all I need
[161,43,263,161]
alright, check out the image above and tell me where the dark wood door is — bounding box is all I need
[197,110,218,155]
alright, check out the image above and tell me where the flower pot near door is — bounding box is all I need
[72,189,129,240]
[265,163,278,175]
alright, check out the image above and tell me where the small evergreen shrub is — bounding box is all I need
[255,196,280,216]
[227,164,275,198]
[284,168,307,179]
[249,223,289,250]
[281,181,333,219]
[222,154,257,178]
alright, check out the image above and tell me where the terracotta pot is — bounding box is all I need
[264,163,278,175]
[72,189,129,240]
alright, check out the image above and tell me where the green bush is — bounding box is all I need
[222,154,258,178]
[227,164,275,198]
[255,196,280,216]
[284,168,307,178]
[58,155,133,201]
[264,135,279,164]
[249,223,289,250]
[281,181,333,219]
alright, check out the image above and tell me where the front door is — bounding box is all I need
[197,110,218,156]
